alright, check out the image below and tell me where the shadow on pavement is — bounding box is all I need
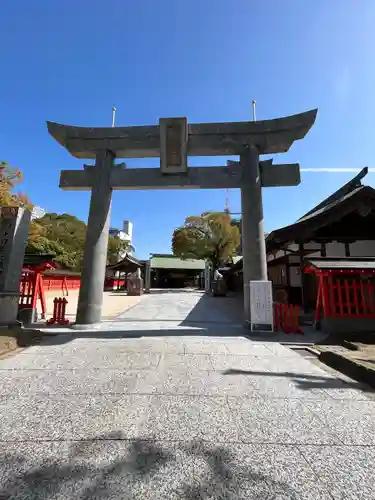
[36,326,246,347]
[0,433,299,499]
[180,293,238,326]
[149,288,200,294]
[30,290,327,346]
[223,368,375,393]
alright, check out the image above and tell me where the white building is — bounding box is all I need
[31,206,46,220]
[109,220,133,257]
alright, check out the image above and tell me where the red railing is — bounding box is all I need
[316,275,375,319]
[303,266,375,322]
[273,303,303,334]
[43,276,81,292]
[19,273,122,318]
[19,271,47,318]
[47,297,70,325]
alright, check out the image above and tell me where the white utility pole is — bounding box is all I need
[252,100,257,122]
[112,106,116,128]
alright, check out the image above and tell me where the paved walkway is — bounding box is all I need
[1,290,375,498]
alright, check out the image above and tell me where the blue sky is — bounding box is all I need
[1,0,374,259]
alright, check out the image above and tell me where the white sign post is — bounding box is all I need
[249,280,274,332]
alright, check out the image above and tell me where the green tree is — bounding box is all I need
[27,212,137,271]
[27,213,86,271]
[107,238,135,266]
[172,212,240,271]
[0,162,33,209]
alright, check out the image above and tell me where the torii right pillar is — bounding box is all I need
[238,109,318,325]
[241,145,267,323]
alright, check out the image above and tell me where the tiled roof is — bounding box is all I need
[306,257,375,270]
[150,256,205,270]
[266,168,375,246]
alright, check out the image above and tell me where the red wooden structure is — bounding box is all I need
[19,270,47,319]
[47,297,70,325]
[273,303,303,334]
[104,278,126,291]
[304,258,375,323]
[43,275,80,293]
[19,258,58,320]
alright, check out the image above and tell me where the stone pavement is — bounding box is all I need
[1,290,375,499]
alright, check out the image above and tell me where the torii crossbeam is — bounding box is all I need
[47,109,317,327]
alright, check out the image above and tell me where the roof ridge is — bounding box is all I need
[297,167,368,221]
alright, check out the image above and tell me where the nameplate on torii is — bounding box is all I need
[59,159,300,191]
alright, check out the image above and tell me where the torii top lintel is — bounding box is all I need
[47,109,317,160]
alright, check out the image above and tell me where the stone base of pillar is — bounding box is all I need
[0,324,44,350]
[244,320,274,332]
[0,292,22,328]
[127,277,144,296]
[211,279,227,297]
[18,307,38,326]
[70,323,102,331]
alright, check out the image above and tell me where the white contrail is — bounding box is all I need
[301,168,375,173]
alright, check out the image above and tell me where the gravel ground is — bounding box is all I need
[1,289,375,499]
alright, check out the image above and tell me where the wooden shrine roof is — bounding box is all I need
[107,253,142,272]
[23,254,56,267]
[304,257,375,271]
[266,168,375,249]
[225,168,375,274]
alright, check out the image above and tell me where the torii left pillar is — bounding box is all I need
[74,149,114,327]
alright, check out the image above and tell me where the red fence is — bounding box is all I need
[273,303,303,334]
[315,274,375,320]
[43,276,81,293]
[104,278,126,291]
[19,271,47,318]
[19,273,128,319]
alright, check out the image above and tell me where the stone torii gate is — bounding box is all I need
[47,110,317,327]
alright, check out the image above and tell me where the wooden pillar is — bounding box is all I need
[321,242,327,257]
[299,242,308,312]
[345,242,351,257]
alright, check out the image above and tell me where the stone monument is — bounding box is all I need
[126,268,143,296]
[0,207,31,327]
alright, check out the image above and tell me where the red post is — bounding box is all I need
[273,303,279,331]
[368,282,375,314]
[321,276,330,317]
[47,298,58,324]
[344,279,351,316]
[360,280,367,315]
[47,297,70,325]
[314,277,323,322]
[281,304,290,334]
[352,279,360,315]
[337,279,344,315]
[329,277,336,316]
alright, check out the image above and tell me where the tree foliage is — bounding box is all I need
[27,213,135,271]
[0,162,33,209]
[1,162,133,272]
[107,238,135,266]
[172,212,240,270]
[27,213,87,271]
